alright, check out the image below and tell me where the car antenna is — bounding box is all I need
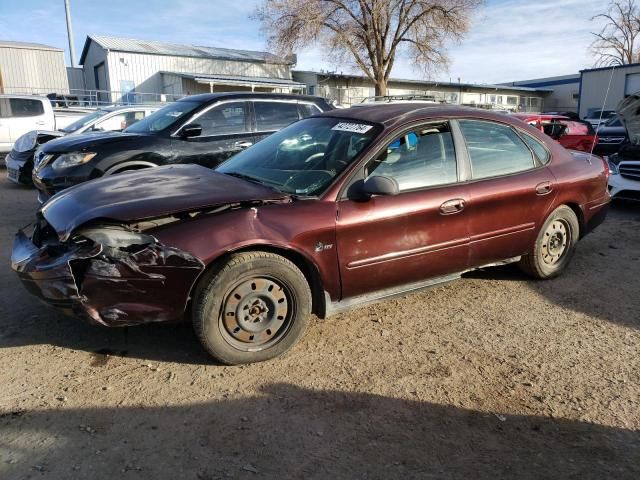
[590,65,617,160]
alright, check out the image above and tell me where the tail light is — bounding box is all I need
[601,155,610,181]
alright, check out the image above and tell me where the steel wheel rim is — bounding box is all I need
[219,276,293,351]
[541,219,570,265]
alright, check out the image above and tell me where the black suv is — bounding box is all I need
[32,92,333,202]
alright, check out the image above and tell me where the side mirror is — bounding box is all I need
[348,175,399,200]
[181,123,202,138]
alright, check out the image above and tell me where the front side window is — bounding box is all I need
[7,98,44,117]
[197,102,248,136]
[459,120,535,179]
[125,101,201,133]
[365,122,457,191]
[218,117,380,196]
[254,102,300,131]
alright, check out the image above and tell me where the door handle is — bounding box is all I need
[439,198,465,215]
[234,141,253,149]
[535,181,553,195]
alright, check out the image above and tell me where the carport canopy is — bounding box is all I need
[162,71,307,93]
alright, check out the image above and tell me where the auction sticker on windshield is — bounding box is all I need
[331,122,373,134]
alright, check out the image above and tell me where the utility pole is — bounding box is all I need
[64,0,77,67]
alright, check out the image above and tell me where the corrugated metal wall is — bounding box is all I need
[0,46,69,94]
[579,66,640,118]
[105,51,291,96]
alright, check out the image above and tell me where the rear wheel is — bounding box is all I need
[519,205,580,279]
[192,252,312,365]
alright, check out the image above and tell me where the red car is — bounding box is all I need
[513,114,598,153]
[12,105,610,364]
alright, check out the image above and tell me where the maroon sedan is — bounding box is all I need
[12,105,610,364]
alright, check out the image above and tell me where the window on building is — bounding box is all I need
[365,121,457,191]
[197,102,248,136]
[254,101,300,131]
[506,96,519,106]
[625,73,640,95]
[459,120,535,179]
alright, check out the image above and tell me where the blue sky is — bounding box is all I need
[0,0,605,83]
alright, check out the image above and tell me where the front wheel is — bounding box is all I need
[192,252,312,365]
[519,205,580,279]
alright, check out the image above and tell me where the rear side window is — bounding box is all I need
[197,102,248,136]
[520,132,551,165]
[365,122,457,191]
[2,98,45,118]
[255,102,300,131]
[459,120,535,179]
[300,103,321,118]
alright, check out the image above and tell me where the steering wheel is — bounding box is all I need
[282,170,334,193]
[304,152,325,163]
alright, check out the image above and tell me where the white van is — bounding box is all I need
[0,95,55,155]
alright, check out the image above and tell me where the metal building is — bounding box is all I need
[79,35,306,104]
[293,70,550,111]
[578,63,640,118]
[500,74,581,112]
[0,40,69,95]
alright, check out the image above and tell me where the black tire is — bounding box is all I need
[519,205,580,279]
[192,251,312,365]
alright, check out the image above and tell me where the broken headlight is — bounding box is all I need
[78,226,155,248]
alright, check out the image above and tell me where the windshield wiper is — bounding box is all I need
[224,171,265,185]
[224,171,289,193]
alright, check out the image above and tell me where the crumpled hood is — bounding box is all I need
[41,131,147,153]
[617,93,640,145]
[40,164,289,240]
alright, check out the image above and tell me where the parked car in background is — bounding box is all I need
[584,108,616,129]
[594,115,628,156]
[0,94,90,160]
[5,105,159,185]
[13,105,610,364]
[606,94,640,201]
[543,111,580,121]
[32,93,333,202]
[512,113,598,153]
[1,95,55,157]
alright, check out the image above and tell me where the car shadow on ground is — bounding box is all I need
[0,296,213,365]
[1,383,638,479]
[464,203,640,332]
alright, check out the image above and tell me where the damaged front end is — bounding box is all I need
[12,220,205,327]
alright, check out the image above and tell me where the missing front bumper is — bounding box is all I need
[12,228,205,327]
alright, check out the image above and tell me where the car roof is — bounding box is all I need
[100,105,160,112]
[176,92,329,104]
[314,103,524,129]
[512,113,570,121]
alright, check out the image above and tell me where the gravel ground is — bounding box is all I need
[0,175,639,480]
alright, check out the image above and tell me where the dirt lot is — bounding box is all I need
[0,176,638,480]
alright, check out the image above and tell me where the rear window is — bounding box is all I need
[0,98,45,118]
[520,132,551,165]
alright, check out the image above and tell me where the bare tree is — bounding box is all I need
[591,0,640,66]
[254,0,482,96]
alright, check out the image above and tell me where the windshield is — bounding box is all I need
[217,117,381,196]
[60,109,109,133]
[124,101,200,133]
